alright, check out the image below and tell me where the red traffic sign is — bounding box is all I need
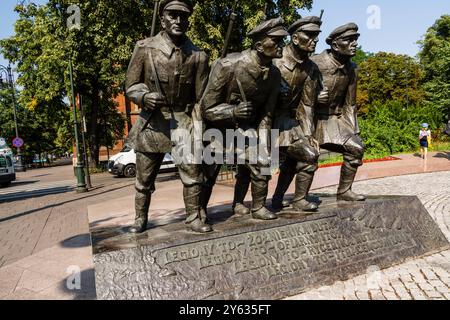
[12,137,24,148]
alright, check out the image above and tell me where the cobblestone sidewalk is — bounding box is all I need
[288,171,450,300]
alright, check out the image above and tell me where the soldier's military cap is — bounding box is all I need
[326,23,360,45]
[247,17,289,40]
[159,0,193,16]
[288,16,322,35]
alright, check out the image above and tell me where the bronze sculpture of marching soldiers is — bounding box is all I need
[123,1,367,233]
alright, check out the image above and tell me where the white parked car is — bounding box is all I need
[107,146,176,178]
[0,149,16,187]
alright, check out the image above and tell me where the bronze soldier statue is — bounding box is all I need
[271,16,322,212]
[311,23,366,201]
[125,0,212,233]
[201,18,288,220]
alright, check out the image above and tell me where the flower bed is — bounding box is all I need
[319,156,401,168]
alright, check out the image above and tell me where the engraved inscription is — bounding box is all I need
[155,218,417,282]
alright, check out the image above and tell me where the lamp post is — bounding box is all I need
[0,64,26,172]
[69,56,87,193]
[78,94,92,189]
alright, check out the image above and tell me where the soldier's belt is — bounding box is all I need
[160,103,195,119]
[161,103,195,113]
[316,112,343,120]
[140,103,195,122]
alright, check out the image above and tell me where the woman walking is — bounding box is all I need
[419,123,432,160]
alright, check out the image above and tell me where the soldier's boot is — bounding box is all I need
[251,180,277,221]
[185,185,213,233]
[200,165,222,224]
[200,185,213,223]
[129,193,150,233]
[271,167,296,211]
[232,179,251,215]
[307,194,322,205]
[291,171,318,212]
[337,162,366,202]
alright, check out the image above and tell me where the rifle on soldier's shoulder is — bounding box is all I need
[262,2,268,21]
[142,0,169,131]
[221,0,239,59]
[151,1,160,37]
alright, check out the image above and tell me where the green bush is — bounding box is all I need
[359,100,445,157]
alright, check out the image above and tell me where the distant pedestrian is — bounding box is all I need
[419,123,432,160]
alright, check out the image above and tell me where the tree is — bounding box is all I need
[0,88,17,145]
[357,52,425,115]
[418,15,450,124]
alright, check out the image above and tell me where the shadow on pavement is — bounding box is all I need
[29,174,51,178]
[0,182,133,223]
[61,234,92,248]
[0,186,74,203]
[9,180,39,187]
[434,152,450,160]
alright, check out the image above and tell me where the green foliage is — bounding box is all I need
[357,52,425,115]
[318,154,343,166]
[0,88,17,143]
[352,46,373,66]
[189,0,314,61]
[418,14,450,121]
[359,101,444,157]
[431,141,450,152]
[0,86,70,159]
[356,15,450,158]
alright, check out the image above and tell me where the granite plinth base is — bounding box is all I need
[90,195,449,300]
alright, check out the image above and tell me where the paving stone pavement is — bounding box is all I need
[1,164,449,300]
[287,171,450,300]
[0,173,136,267]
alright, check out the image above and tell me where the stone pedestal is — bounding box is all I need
[89,195,449,300]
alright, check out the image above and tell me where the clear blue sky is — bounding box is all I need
[0,0,48,68]
[1,0,449,68]
[300,0,449,57]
